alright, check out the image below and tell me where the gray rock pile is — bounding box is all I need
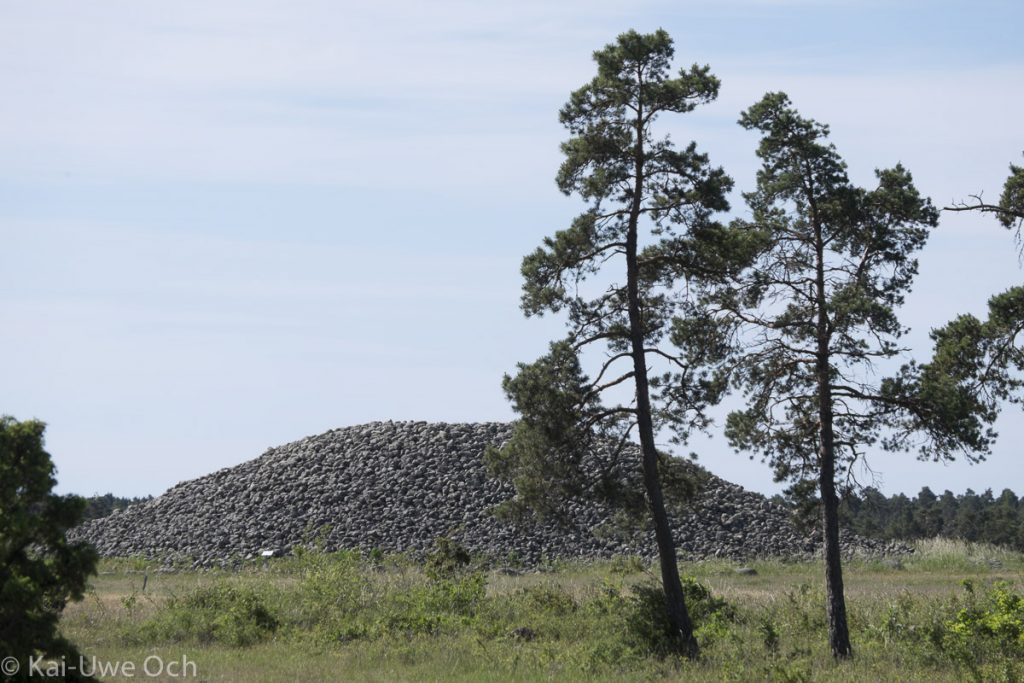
[71,421,908,566]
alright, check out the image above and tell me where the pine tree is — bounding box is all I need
[716,92,997,658]
[913,486,942,537]
[487,29,749,658]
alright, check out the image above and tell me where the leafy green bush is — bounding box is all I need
[940,581,1024,679]
[137,584,278,646]
[293,549,368,641]
[681,576,738,624]
[628,579,736,654]
[586,576,736,659]
[377,573,487,636]
[268,549,489,642]
[297,551,364,613]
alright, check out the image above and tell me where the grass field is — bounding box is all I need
[57,539,1024,682]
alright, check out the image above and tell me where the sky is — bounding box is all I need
[2,0,1022,499]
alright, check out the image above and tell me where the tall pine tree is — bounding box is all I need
[487,29,749,658]
[717,93,997,658]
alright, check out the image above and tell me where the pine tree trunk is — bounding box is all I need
[628,261,699,659]
[636,395,699,659]
[819,439,853,659]
[813,208,853,659]
[624,99,698,658]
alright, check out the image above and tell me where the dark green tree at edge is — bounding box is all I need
[935,158,1024,430]
[944,160,1024,246]
[715,93,1001,659]
[486,30,752,659]
[1,416,98,682]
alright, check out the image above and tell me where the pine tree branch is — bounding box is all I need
[585,371,637,399]
[590,351,635,388]
[581,406,638,431]
[944,196,1024,220]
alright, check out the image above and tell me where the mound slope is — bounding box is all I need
[72,421,905,566]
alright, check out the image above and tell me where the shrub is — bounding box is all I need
[941,581,1024,677]
[520,584,578,617]
[298,550,365,614]
[138,584,278,646]
[377,573,487,636]
[425,536,471,579]
[587,576,736,658]
[294,550,369,642]
[626,580,736,654]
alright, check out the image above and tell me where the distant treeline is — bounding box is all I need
[81,493,153,521]
[834,486,1024,550]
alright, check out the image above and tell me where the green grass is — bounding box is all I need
[57,541,1024,682]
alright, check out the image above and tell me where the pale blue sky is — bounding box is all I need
[2,0,1022,498]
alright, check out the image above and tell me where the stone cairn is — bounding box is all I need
[71,421,909,567]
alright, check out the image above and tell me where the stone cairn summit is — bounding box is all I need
[71,421,908,567]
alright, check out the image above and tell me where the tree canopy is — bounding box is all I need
[932,158,1024,420]
[1,416,98,682]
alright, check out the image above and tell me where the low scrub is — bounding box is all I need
[60,550,1024,681]
[123,550,733,667]
[134,584,278,646]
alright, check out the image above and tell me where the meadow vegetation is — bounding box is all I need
[60,539,1024,682]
